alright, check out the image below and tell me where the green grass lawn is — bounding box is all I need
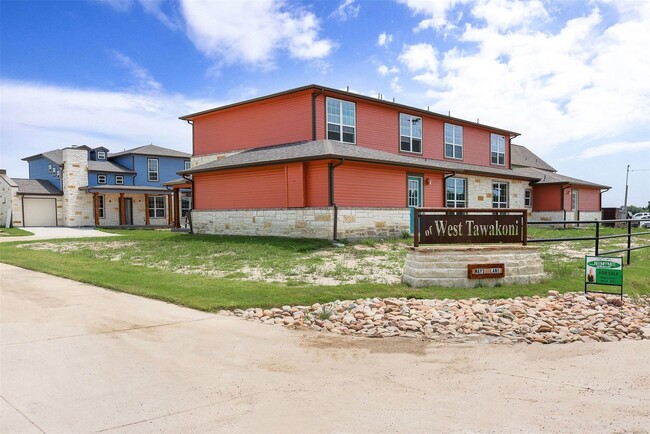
[0,227,33,237]
[0,227,647,311]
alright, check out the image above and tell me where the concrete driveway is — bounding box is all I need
[0,226,118,243]
[1,263,648,433]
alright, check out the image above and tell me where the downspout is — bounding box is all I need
[561,185,571,228]
[131,156,137,185]
[442,172,456,208]
[329,159,344,241]
[311,89,324,141]
[182,174,194,234]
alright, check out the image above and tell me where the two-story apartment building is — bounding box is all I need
[179,84,608,239]
[7,144,190,227]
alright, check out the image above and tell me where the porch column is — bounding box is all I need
[174,187,181,229]
[119,193,125,225]
[144,194,150,226]
[93,192,100,226]
[167,195,173,225]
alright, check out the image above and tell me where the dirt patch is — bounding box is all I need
[301,334,430,355]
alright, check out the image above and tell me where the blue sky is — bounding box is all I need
[1,0,649,207]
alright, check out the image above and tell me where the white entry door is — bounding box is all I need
[23,197,57,226]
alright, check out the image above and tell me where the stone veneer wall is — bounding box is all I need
[61,148,94,226]
[98,193,171,226]
[402,245,546,288]
[192,207,411,239]
[466,176,529,209]
[529,210,602,227]
[0,174,16,227]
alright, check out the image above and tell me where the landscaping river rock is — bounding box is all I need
[232,292,650,344]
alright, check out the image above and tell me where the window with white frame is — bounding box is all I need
[184,160,191,170]
[492,182,508,208]
[148,195,165,218]
[97,174,107,184]
[147,158,159,182]
[524,189,532,208]
[98,195,105,219]
[97,151,106,160]
[444,123,463,159]
[491,134,506,165]
[326,97,356,143]
[399,114,422,153]
[181,195,192,217]
[446,177,467,208]
[115,175,124,185]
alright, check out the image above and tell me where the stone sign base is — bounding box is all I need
[402,245,546,288]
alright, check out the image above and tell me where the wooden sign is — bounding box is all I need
[419,214,524,245]
[468,263,506,279]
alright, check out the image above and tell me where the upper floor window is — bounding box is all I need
[147,158,159,182]
[444,123,463,160]
[446,177,466,208]
[96,151,106,160]
[399,114,422,153]
[492,181,508,208]
[326,97,356,144]
[491,134,505,165]
[97,174,107,184]
[524,189,532,208]
[115,175,124,185]
[184,160,191,170]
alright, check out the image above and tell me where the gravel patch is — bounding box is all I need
[233,291,650,344]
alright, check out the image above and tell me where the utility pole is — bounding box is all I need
[623,164,630,219]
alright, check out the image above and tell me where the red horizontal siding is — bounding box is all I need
[532,184,561,211]
[305,161,329,207]
[579,188,601,211]
[193,90,313,156]
[315,93,510,168]
[194,165,289,209]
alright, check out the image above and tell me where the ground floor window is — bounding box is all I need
[446,177,466,208]
[98,195,105,219]
[149,195,166,218]
[181,195,192,217]
[571,189,579,210]
[524,189,532,208]
[492,182,509,208]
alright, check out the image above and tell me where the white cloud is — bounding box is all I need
[564,141,650,160]
[394,1,650,160]
[377,65,399,76]
[377,32,393,46]
[110,51,162,92]
[180,0,334,68]
[330,0,360,21]
[391,77,403,92]
[0,80,221,178]
[470,0,549,31]
[396,0,470,31]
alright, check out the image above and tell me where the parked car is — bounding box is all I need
[632,212,650,228]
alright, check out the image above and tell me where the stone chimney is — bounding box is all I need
[61,147,92,227]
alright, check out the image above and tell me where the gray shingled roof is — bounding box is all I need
[181,140,539,181]
[511,144,556,171]
[88,160,135,173]
[109,144,190,158]
[13,178,63,195]
[512,167,610,188]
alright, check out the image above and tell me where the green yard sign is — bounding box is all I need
[585,255,623,299]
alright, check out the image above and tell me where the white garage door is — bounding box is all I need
[23,198,57,227]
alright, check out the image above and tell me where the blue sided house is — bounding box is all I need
[10,144,191,227]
